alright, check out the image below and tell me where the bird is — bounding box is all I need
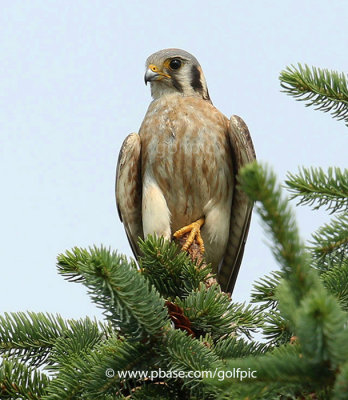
[116,48,255,294]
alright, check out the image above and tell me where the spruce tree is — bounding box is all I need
[0,65,347,399]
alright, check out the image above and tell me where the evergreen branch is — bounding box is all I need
[239,162,348,368]
[0,360,49,400]
[57,246,170,339]
[56,246,94,282]
[216,382,330,400]
[44,337,151,399]
[176,284,235,339]
[0,312,92,367]
[279,64,348,125]
[321,260,348,311]
[250,271,282,310]
[213,336,268,360]
[47,318,107,372]
[165,329,222,373]
[332,360,348,400]
[310,213,348,269]
[139,236,212,299]
[162,330,223,392]
[130,382,194,400]
[175,284,262,340]
[251,272,294,346]
[226,302,263,340]
[206,344,328,399]
[251,273,294,345]
[285,167,348,213]
[261,310,292,346]
[80,338,152,399]
[238,162,317,306]
[216,382,316,400]
[275,266,348,369]
[293,283,348,367]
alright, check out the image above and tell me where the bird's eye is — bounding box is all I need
[169,59,182,70]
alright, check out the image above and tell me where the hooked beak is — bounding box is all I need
[144,68,159,85]
[144,64,170,85]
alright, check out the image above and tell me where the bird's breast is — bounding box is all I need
[139,95,234,230]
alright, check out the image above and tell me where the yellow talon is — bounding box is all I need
[173,218,205,253]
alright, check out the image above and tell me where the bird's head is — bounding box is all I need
[144,48,211,102]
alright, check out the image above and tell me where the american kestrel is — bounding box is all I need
[116,48,255,293]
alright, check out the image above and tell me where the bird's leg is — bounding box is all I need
[173,218,205,253]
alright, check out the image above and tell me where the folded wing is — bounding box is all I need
[218,116,256,293]
[115,133,143,258]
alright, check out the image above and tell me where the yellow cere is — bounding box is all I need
[148,64,170,79]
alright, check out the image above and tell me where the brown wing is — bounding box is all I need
[115,133,143,258]
[218,115,256,294]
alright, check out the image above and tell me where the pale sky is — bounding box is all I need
[1,0,347,322]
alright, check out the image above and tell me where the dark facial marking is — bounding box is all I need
[190,65,203,94]
[190,65,211,101]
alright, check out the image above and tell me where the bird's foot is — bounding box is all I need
[173,218,205,253]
